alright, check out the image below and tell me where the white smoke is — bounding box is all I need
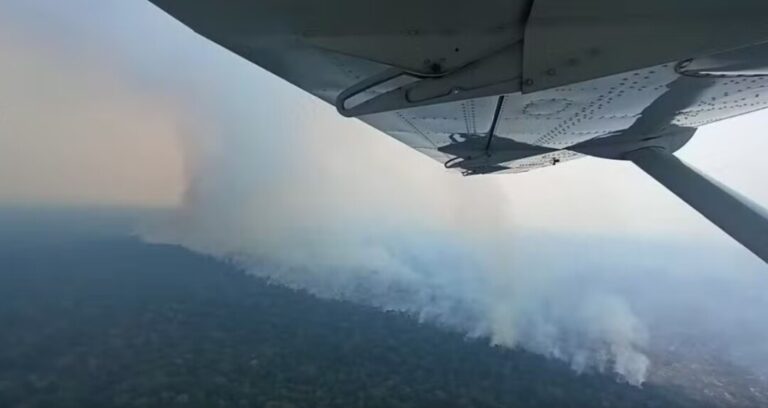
[139,85,655,384]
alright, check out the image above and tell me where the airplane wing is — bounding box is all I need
[148,0,768,263]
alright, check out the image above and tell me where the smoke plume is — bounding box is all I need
[138,76,657,383]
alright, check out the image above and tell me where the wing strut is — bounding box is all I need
[628,148,768,263]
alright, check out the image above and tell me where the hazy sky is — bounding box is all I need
[0,5,185,207]
[1,0,766,239]
[3,0,768,385]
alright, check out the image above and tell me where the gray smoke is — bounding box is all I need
[131,59,653,383]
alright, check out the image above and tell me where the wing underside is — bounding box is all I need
[148,0,768,263]
[149,0,768,175]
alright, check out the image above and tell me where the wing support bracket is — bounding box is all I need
[629,147,768,263]
[335,43,523,117]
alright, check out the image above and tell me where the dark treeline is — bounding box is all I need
[0,231,697,408]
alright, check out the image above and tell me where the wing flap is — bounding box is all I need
[523,0,768,92]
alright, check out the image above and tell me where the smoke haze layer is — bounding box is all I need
[4,0,768,387]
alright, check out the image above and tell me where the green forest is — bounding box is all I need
[0,233,698,408]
